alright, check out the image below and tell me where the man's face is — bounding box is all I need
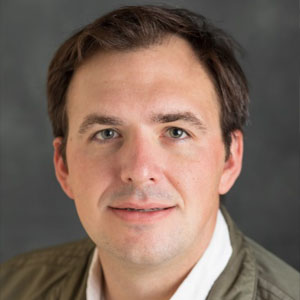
[54,36,242,266]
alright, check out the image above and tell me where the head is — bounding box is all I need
[48,5,248,164]
[48,6,248,266]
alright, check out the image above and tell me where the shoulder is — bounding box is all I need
[1,238,94,269]
[0,238,95,299]
[245,237,300,300]
[219,206,299,300]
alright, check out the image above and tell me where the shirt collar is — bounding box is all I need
[86,209,232,300]
[86,244,103,300]
[170,210,232,300]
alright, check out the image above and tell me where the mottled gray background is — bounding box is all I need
[0,0,299,271]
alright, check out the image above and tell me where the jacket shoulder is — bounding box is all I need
[245,237,300,300]
[0,238,95,300]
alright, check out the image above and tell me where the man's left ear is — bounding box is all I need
[218,130,243,195]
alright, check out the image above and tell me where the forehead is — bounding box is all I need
[66,35,219,122]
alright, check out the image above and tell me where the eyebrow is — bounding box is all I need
[151,112,207,131]
[78,113,124,134]
[78,111,206,135]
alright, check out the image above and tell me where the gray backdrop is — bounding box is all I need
[0,0,299,271]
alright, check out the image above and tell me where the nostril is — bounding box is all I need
[127,177,155,183]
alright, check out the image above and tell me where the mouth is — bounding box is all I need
[108,205,176,223]
[113,207,171,212]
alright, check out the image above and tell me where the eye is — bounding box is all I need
[166,127,189,139]
[93,128,120,141]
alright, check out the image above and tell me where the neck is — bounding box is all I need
[102,259,189,300]
[98,213,217,300]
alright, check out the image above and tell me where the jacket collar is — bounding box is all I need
[61,238,95,300]
[207,206,257,300]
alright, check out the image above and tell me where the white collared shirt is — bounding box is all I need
[86,210,232,300]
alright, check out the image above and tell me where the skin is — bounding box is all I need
[53,36,243,300]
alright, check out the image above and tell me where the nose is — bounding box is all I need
[119,133,162,185]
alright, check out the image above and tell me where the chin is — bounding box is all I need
[101,227,190,266]
[115,245,177,266]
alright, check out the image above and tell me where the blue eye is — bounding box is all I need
[94,129,120,141]
[167,127,188,139]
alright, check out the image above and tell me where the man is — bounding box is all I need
[0,5,298,300]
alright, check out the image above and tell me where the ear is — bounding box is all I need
[218,130,244,195]
[53,137,74,199]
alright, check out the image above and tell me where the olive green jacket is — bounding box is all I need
[1,208,299,300]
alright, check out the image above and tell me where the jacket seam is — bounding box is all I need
[5,261,81,270]
[257,277,295,300]
[44,269,73,300]
[240,234,258,300]
[243,237,296,300]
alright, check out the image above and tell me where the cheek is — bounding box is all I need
[66,149,116,237]
[67,146,115,202]
[165,139,225,205]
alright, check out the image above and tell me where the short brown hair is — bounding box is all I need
[47,5,249,162]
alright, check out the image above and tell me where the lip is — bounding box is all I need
[108,204,176,223]
[109,202,174,210]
